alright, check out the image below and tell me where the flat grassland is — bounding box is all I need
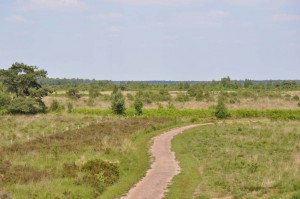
[44,90,300,110]
[1,89,300,198]
[168,120,300,199]
[0,116,177,198]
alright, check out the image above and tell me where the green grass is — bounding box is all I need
[167,120,300,199]
[0,117,188,198]
[0,113,115,147]
[74,108,300,120]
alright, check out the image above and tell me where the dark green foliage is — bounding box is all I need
[50,100,65,112]
[66,88,81,99]
[215,95,229,119]
[7,98,46,114]
[0,63,49,98]
[298,102,300,108]
[0,93,11,110]
[111,90,126,114]
[0,63,50,114]
[134,98,143,115]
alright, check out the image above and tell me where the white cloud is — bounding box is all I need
[109,0,197,6]
[4,15,26,23]
[271,14,300,22]
[209,10,230,17]
[88,12,126,21]
[21,0,83,10]
[104,26,121,33]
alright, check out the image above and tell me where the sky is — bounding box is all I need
[0,0,300,81]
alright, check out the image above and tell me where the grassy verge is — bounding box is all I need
[74,108,300,120]
[167,120,300,199]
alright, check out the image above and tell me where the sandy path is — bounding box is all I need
[121,123,213,199]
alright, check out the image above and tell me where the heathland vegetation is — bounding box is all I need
[0,63,300,198]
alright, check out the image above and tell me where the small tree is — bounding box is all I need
[111,90,125,115]
[66,88,81,100]
[134,97,143,115]
[0,63,50,114]
[215,95,229,119]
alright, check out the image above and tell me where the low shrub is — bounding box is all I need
[292,95,300,101]
[134,98,143,115]
[8,98,46,114]
[50,100,65,112]
[81,159,119,193]
[176,93,190,102]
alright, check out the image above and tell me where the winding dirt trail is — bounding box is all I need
[121,123,213,199]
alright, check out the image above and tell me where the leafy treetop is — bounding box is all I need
[0,62,49,98]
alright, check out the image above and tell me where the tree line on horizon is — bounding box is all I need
[38,77,300,91]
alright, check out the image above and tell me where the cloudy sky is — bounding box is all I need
[0,0,299,80]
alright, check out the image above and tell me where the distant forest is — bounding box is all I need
[38,77,300,91]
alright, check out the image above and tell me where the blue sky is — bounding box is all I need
[0,0,299,80]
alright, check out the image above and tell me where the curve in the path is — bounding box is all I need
[121,123,213,199]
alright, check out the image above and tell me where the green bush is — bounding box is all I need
[215,96,229,119]
[111,90,126,115]
[66,88,81,100]
[8,98,46,114]
[134,98,143,115]
[50,100,65,112]
[0,93,11,110]
[81,159,119,193]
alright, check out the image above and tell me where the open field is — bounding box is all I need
[0,117,182,198]
[168,120,300,199]
[1,82,300,198]
[44,90,300,110]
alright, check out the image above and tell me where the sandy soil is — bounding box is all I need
[121,123,213,199]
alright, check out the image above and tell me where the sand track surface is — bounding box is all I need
[121,123,213,199]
